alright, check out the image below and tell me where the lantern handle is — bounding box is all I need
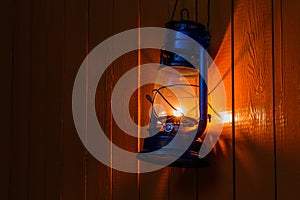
[146,94,154,104]
[147,83,223,119]
[152,89,180,113]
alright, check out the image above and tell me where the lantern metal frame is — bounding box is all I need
[138,0,212,167]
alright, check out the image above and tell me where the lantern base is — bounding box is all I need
[137,152,209,168]
[137,139,209,168]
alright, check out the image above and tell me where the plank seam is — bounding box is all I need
[9,0,16,199]
[231,0,236,200]
[271,0,281,199]
[27,0,33,199]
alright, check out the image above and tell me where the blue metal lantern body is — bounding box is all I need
[140,20,210,168]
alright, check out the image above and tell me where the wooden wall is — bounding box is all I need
[1,0,299,199]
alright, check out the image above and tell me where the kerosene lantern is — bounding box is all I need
[138,9,211,167]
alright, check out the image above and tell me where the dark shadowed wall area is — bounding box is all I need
[1,0,299,199]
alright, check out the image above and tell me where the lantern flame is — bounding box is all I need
[173,107,184,117]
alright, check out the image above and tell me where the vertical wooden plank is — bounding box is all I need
[274,0,300,199]
[87,0,113,199]
[10,0,32,199]
[111,0,139,199]
[170,168,197,200]
[139,1,170,200]
[234,0,275,199]
[0,0,13,199]
[63,0,88,199]
[28,0,47,199]
[197,0,234,199]
[45,0,65,199]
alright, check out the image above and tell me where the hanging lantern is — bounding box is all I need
[138,16,211,168]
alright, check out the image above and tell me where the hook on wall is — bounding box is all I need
[180,8,190,20]
[169,0,210,32]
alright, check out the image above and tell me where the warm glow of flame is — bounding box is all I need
[160,111,166,116]
[219,111,232,124]
[218,111,243,124]
[173,107,184,117]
